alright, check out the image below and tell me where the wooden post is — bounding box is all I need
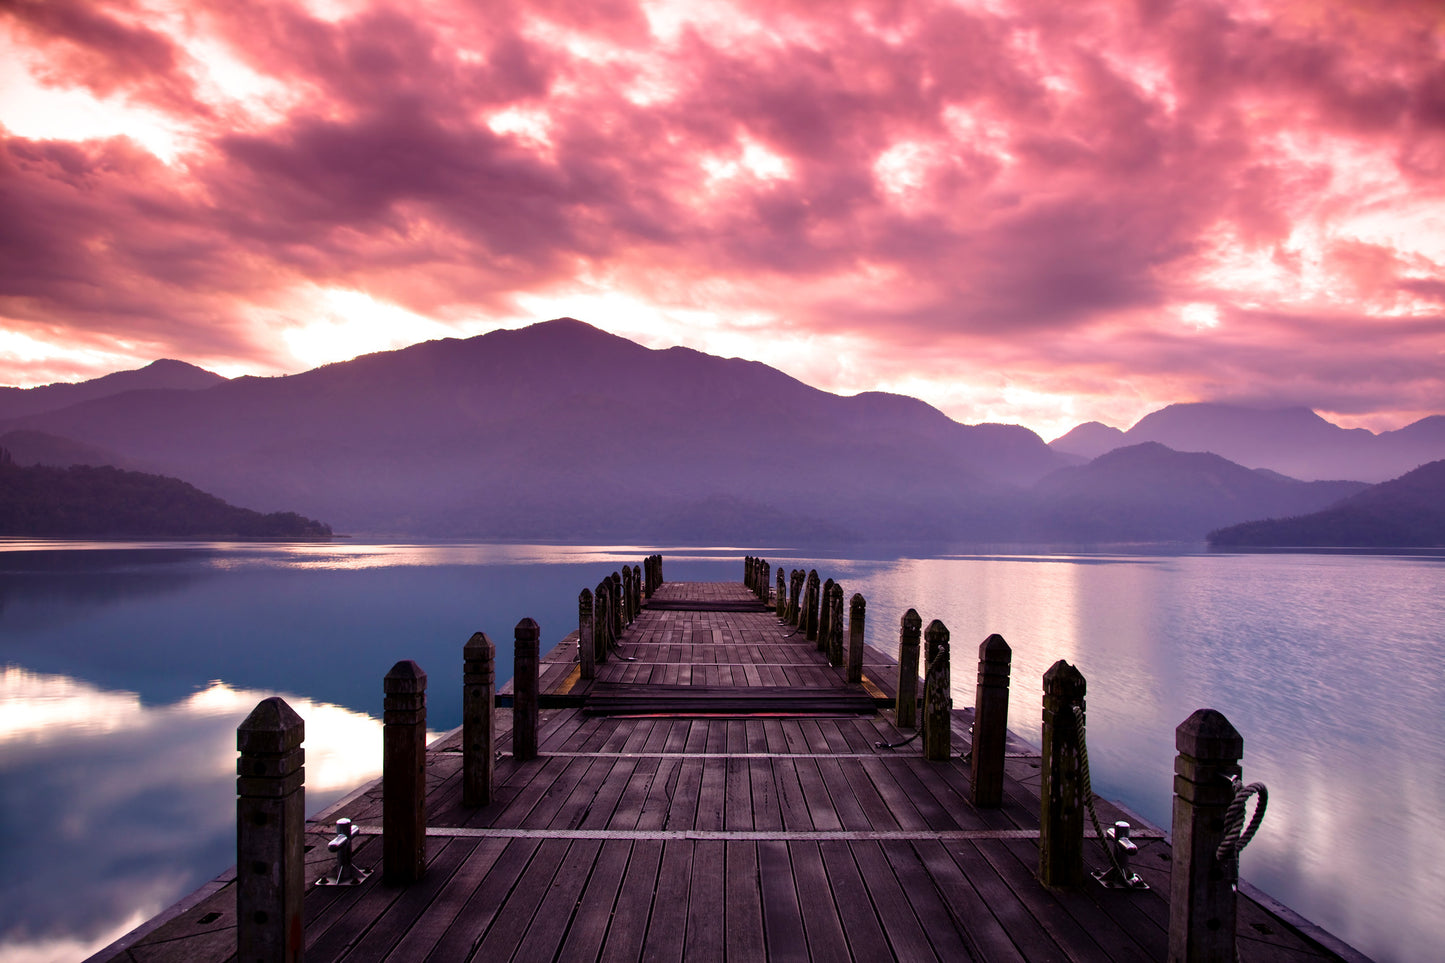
[595,579,611,663]
[816,578,835,651]
[1040,660,1086,888]
[895,609,923,729]
[776,569,787,619]
[922,620,951,759]
[827,584,845,666]
[463,632,496,806]
[578,588,595,680]
[644,556,654,598]
[656,554,664,585]
[788,570,803,626]
[1169,709,1245,963]
[846,593,865,683]
[804,571,821,642]
[744,556,752,590]
[970,634,1012,808]
[610,573,623,640]
[513,618,540,762]
[383,660,427,885]
[237,696,305,963]
[761,560,771,604]
[631,564,642,615]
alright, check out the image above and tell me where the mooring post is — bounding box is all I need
[595,580,612,662]
[846,593,865,683]
[1040,659,1086,888]
[463,632,496,806]
[970,634,1012,808]
[383,660,427,885]
[1169,709,1245,962]
[761,560,771,604]
[631,564,641,615]
[923,620,951,759]
[816,578,835,651]
[776,569,787,618]
[237,696,305,962]
[826,584,845,666]
[805,571,821,642]
[788,570,803,626]
[610,573,623,639]
[644,556,654,598]
[656,554,664,585]
[744,556,752,590]
[578,588,596,680]
[513,618,540,762]
[895,609,923,728]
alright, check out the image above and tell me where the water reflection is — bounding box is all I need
[0,667,385,962]
[0,543,1441,963]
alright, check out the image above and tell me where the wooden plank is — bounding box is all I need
[600,841,663,963]
[818,841,894,962]
[756,841,809,962]
[554,839,632,961]
[510,839,605,962]
[724,841,766,962]
[640,840,694,963]
[789,841,851,963]
[684,840,727,963]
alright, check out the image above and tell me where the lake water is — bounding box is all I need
[1,540,1441,963]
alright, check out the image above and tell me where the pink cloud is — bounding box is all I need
[0,0,1442,434]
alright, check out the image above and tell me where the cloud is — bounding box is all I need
[0,0,1442,435]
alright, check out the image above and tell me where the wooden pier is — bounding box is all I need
[94,565,1369,962]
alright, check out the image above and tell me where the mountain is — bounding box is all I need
[1026,443,1368,541]
[1209,460,1445,547]
[0,319,1069,541]
[1049,403,1445,483]
[0,429,139,469]
[0,359,226,422]
[1049,421,1126,460]
[0,448,331,538]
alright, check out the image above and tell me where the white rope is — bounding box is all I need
[1071,703,1133,885]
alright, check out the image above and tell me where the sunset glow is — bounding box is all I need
[3,0,1443,439]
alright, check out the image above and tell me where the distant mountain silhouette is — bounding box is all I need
[1027,443,1368,541]
[1209,460,1445,547]
[0,359,225,421]
[0,319,1067,541]
[1048,403,1445,482]
[0,448,331,538]
[0,429,139,469]
[1049,421,1126,460]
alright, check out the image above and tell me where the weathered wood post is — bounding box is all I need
[895,609,923,728]
[463,632,496,806]
[1169,709,1246,963]
[846,593,865,683]
[776,569,787,618]
[788,570,803,626]
[970,634,1012,808]
[631,564,641,615]
[644,556,655,598]
[595,579,612,662]
[578,589,595,681]
[744,556,753,590]
[816,578,835,651]
[237,696,305,962]
[1040,660,1086,888]
[610,573,623,639]
[513,618,540,762]
[827,583,845,667]
[804,570,821,642]
[761,561,771,604]
[923,620,951,760]
[383,660,427,885]
[655,554,664,585]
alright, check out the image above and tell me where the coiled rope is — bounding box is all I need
[1216,775,1268,878]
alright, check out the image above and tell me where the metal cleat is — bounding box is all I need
[316,818,370,886]
[1093,821,1149,890]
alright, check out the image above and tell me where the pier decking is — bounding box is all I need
[96,577,1367,962]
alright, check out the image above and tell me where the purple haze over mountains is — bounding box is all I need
[2,319,1442,542]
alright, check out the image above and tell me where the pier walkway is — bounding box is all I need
[97,577,1367,962]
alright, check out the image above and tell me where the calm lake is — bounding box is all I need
[1,540,1441,962]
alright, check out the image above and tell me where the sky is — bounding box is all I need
[1,0,1443,440]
